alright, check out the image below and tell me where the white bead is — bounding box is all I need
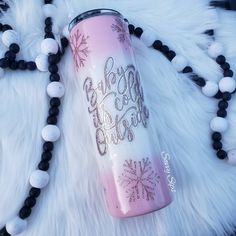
[42,125,60,142]
[43,4,57,18]
[35,54,48,72]
[171,55,188,72]
[219,77,236,93]
[62,25,69,39]
[210,117,228,132]
[140,30,157,47]
[0,68,5,78]
[30,170,50,188]
[6,217,27,235]
[47,82,65,98]
[227,149,236,165]
[2,30,19,47]
[41,38,59,55]
[202,81,218,97]
[208,42,224,58]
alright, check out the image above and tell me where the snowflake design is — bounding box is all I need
[111,18,131,47]
[118,158,160,202]
[70,29,90,69]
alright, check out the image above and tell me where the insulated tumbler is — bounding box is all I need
[69,8,173,218]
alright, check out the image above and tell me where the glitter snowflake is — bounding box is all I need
[111,18,131,47]
[118,158,160,202]
[70,29,90,69]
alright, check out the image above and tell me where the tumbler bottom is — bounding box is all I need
[101,158,173,218]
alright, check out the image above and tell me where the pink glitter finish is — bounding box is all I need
[69,9,173,218]
[101,157,172,217]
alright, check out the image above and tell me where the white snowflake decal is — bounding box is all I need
[118,158,160,202]
[70,29,90,69]
[111,18,131,47]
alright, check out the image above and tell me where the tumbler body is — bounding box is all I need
[69,9,173,218]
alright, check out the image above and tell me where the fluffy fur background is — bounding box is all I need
[0,0,236,235]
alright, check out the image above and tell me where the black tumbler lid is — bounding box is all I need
[69,8,123,32]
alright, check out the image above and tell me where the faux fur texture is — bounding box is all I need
[0,0,236,235]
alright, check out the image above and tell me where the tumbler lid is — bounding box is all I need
[68,8,123,32]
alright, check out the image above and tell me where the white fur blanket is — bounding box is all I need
[0,0,236,235]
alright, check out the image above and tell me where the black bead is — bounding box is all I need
[49,107,59,116]
[9,60,19,70]
[9,43,20,53]
[24,196,36,208]
[217,150,227,160]
[222,92,231,101]
[160,45,169,54]
[216,55,226,65]
[43,141,54,151]
[217,109,227,118]
[29,187,41,198]
[205,29,214,36]
[0,227,10,236]
[5,50,16,61]
[212,132,222,141]
[224,69,234,77]
[50,73,60,82]
[27,61,36,71]
[0,23,2,32]
[134,27,143,38]
[49,64,58,73]
[61,37,69,48]
[48,54,60,65]
[45,17,52,26]
[214,90,223,99]
[193,77,206,87]
[41,151,52,161]
[128,24,135,34]
[152,40,163,50]
[221,62,230,70]
[44,32,55,39]
[18,60,27,70]
[183,66,193,73]
[213,141,223,150]
[44,0,53,3]
[47,115,58,125]
[19,206,31,219]
[38,161,50,171]
[0,58,9,68]
[167,50,176,61]
[2,24,12,32]
[218,100,228,109]
[50,97,61,107]
[44,25,52,33]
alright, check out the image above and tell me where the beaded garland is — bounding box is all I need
[0,0,69,235]
[127,22,236,164]
[0,1,235,235]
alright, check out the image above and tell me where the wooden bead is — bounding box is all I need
[42,125,60,142]
[35,54,48,72]
[6,217,27,235]
[210,117,228,133]
[171,55,188,72]
[2,30,19,47]
[140,30,157,47]
[227,149,236,165]
[47,82,65,98]
[208,42,224,58]
[29,170,49,188]
[41,38,58,55]
[219,77,236,93]
[202,81,218,97]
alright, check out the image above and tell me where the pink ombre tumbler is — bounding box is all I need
[69,9,173,218]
